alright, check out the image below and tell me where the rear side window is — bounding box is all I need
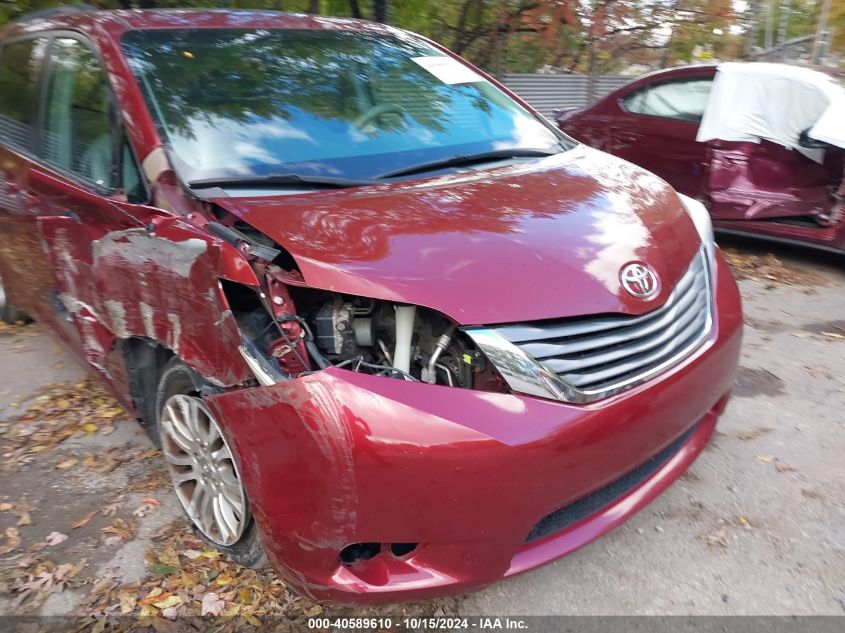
[41,38,114,188]
[622,78,712,123]
[0,38,49,153]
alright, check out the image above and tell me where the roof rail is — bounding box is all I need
[9,4,98,25]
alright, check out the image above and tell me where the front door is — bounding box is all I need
[610,75,713,199]
[24,35,151,368]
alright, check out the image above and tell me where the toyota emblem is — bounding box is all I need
[620,263,660,299]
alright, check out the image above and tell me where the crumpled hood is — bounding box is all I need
[211,145,701,325]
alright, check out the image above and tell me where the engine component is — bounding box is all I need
[393,305,416,375]
[315,299,368,358]
[421,325,455,384]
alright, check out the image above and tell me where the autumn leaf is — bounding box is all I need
[55,457,78,469]
[101,518,133,540]
[153,594,183,609]
[72,511,97,529]
[45,531,68,546]
[201,591,225,616]
[157,546,181,569]
[138,588,168,606]
[148,562,180,577]
[118,591,137,614]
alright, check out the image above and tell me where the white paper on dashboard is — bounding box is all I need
[412,56,486,85]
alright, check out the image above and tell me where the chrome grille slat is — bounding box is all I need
[539,297,707,374]
[555,310,707,387]
[521,276,706,359]
[484,247,713,401]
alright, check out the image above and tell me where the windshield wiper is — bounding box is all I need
[188,173,376,190]
[376,147,564,180]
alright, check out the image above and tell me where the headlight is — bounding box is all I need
[678,193,715,251]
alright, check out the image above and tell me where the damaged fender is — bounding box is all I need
[38,214,258,386]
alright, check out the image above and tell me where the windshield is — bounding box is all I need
[121,28,568,183]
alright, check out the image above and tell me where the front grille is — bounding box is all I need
[525,421,698,543]
[491,248,712,401]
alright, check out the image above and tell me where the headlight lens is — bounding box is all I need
[678,193,715,249]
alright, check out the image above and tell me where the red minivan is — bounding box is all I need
[0,8,742,603]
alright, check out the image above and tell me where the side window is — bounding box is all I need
[622,78,713,123]
[0,38,49,153]
[41,38,114,188]
[121,138,145,203]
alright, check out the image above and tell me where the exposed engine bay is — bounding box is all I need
[223,259,503,392]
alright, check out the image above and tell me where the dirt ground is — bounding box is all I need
[0,238,843,620]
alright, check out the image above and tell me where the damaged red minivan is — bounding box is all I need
[0,8,742,603]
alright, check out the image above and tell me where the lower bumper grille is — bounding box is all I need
[525,422,698,543]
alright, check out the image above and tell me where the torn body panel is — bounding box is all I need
[706,140,845,222]
[38,215,255,387]
[205,253,742,602]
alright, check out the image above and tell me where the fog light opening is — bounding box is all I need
[389,542,418,558]
[339,542,381,565]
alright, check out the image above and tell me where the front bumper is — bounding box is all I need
[207,251,742,603]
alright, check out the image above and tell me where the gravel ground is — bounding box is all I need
[0,238,843,618]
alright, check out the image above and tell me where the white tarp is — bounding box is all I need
[696,62,845,162]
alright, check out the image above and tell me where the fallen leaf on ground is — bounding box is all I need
[736,427,773,441]
[201,591,225,616]
[72,511,97,529]
[153,594,183,609]
[101,518,133,540]
[45,531,68,546]
[755,454,777,463]
[55,457,78,469]
[700,529,729,548]
[723,249,827,287]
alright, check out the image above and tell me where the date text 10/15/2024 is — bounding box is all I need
[307,617,529,630]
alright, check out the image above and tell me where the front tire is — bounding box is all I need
[155,359,268,568]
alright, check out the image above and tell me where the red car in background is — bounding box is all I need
[0,8,742,603]
[557,63,845,254]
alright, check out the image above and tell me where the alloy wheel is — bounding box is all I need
[159,394,248,546]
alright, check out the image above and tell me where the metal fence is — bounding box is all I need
[500,73,632,118]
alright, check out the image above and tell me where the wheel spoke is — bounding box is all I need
[164,404,197,453]
[220,480,245,515]
[162,450,193,467]
[171,468,198,485]
[213,494,240,543]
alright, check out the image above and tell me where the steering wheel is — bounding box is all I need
[353,103,404,130]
